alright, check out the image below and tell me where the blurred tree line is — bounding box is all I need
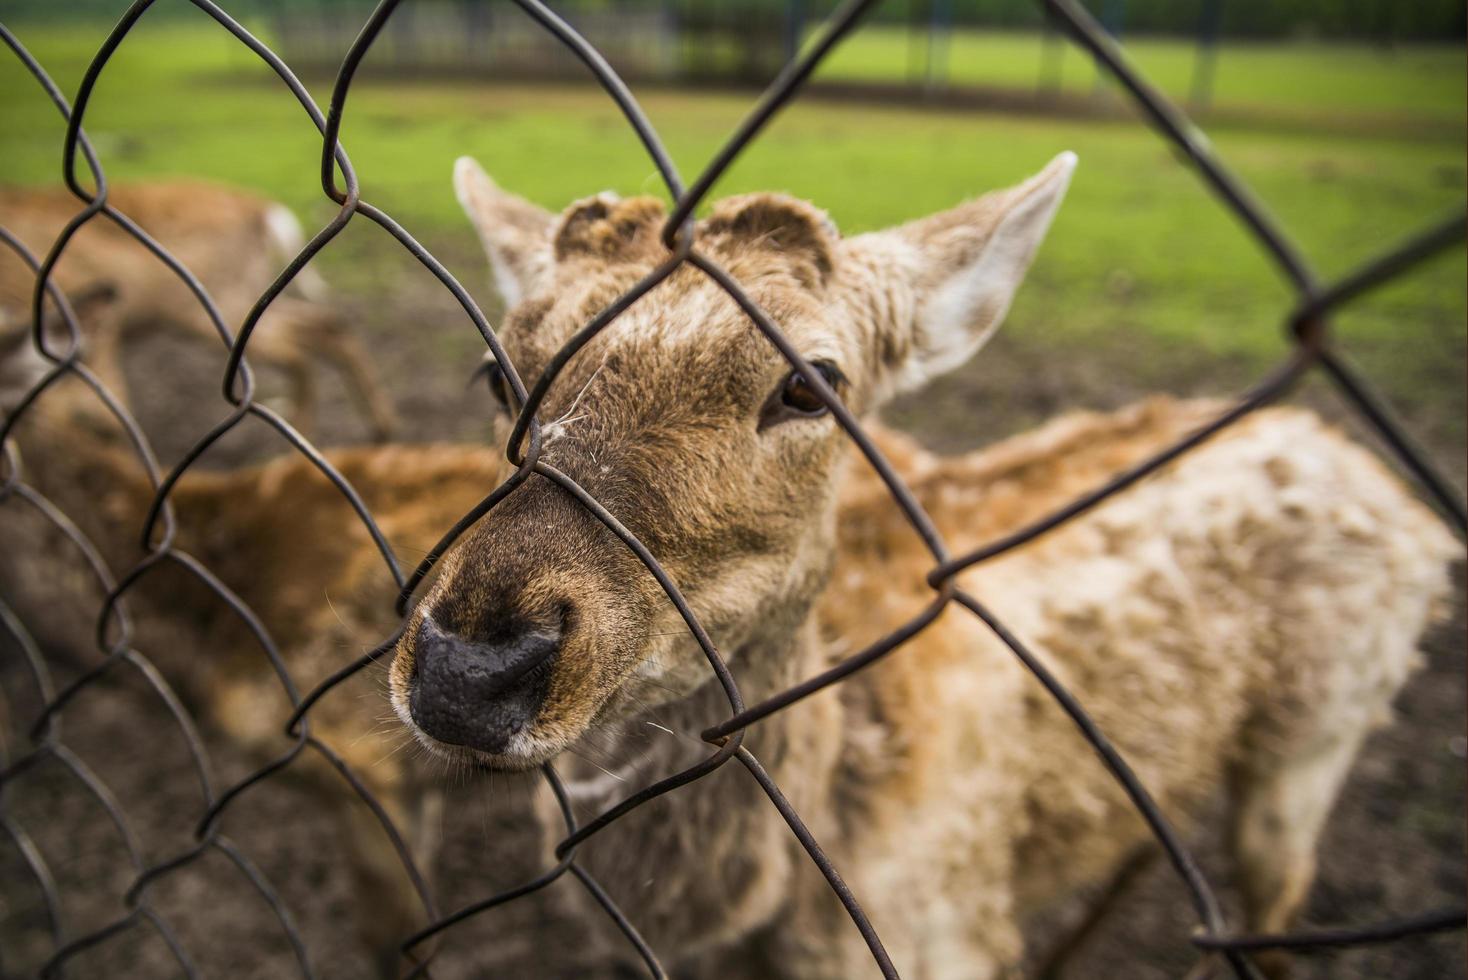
[10,0,1463,41]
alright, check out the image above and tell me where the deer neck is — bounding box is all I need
[548,611,843,963]
[562,612,840,808]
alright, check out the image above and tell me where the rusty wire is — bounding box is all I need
[0,0,1465,977]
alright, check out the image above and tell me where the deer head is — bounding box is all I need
[388,152,1075,769]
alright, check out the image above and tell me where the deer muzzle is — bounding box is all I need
[407,615,559,755]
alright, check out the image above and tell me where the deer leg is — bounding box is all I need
[1228,732,1365,979]
[332,778,442,980]
[1035,842,1158,980]
[271,298,398,442]
[79,325,130,405]
[319,322,398,443]
[237,317,319,440]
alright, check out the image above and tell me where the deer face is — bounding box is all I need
[389,153,1075,769]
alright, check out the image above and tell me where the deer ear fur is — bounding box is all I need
[840,151,1076,398]
[552,193,666,265]
[454,156,557,307]
[700,193,838,289]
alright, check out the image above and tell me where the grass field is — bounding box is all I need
[813,26,1466,128]
[2,17,1464,440]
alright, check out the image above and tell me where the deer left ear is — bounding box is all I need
[454,156,557,308]
[841,152,1076,398]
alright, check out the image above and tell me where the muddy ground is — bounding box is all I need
[1,235,1463,978]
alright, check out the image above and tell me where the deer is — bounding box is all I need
[0,154,1457,979]
[0,280,458,975]
[0,180,399,442]
[385,154,1459,977]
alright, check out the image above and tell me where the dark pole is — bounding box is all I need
[926,0,950,92]
[392,1,415,70]
[1189,0,1223,111]
[1092,0,1125,98]
[1038,6,1064,100]
[907,0,924,85]
[463,0,490,67]
[785,0,807,66]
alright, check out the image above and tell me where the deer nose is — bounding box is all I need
[408,616,558,754]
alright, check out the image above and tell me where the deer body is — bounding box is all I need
[0,181,398,439]
[2,371,1454,979]
[0,155,1456,978]
[540,401,1453,979]
[398,155,1454,976]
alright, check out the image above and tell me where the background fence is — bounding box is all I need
[0,0,1464,977]
[10,0,1465,107]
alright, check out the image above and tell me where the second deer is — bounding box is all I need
[0,180,398,441]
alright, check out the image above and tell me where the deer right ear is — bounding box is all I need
[454,156,556,308]
[839,152,1076,401]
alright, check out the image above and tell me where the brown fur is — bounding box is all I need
[0,180,398,439]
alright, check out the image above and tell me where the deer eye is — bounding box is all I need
[760,360,845,430]
[475,357,511,409]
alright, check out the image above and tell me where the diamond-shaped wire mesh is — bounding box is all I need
[0,1,1464,978]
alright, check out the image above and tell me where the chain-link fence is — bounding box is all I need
[0,1,1464,977]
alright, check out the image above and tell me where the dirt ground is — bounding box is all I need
[1,236,1463,979]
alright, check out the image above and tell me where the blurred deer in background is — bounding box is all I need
[0,156,1457,978]
[0,180,398,441]
[0,281,454,976]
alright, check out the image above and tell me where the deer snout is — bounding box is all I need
[407,615,558,755]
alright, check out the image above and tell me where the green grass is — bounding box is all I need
[2,17,1463,427]
[813,26,1466,128]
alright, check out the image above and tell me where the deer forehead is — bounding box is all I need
[497,265,851,417]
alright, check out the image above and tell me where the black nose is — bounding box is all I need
[408,616,558,754]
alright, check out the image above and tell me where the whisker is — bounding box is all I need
[567,747,628,783]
